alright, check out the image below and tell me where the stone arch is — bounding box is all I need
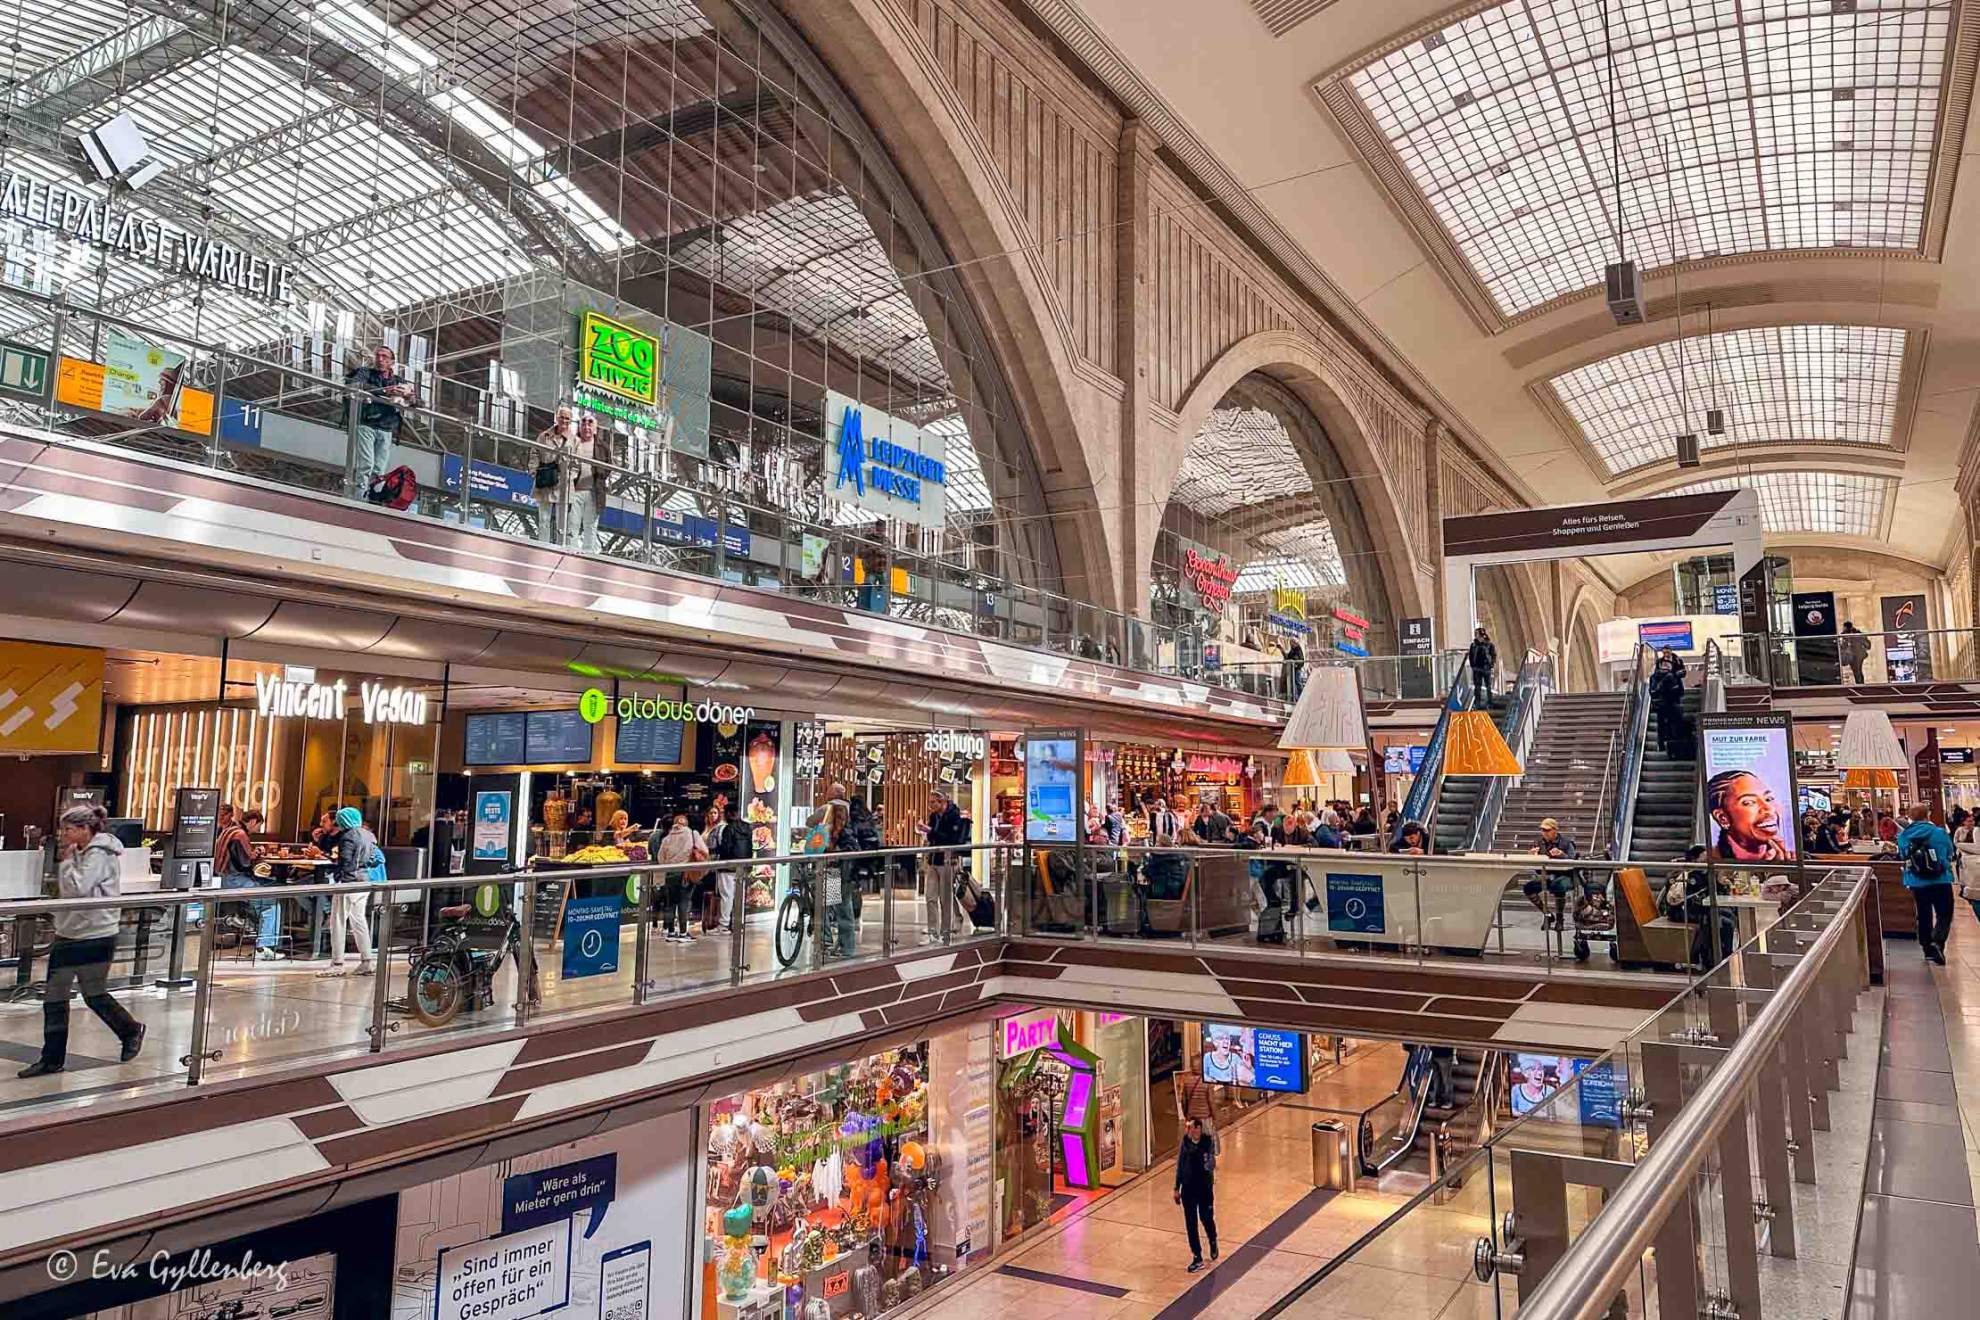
[1165,330,1431,622]
[774,0,1125,607]
[1563,586,1610,692]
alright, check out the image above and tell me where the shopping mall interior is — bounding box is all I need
[0,0,1975,1317]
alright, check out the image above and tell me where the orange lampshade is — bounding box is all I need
[1841,767,1899,790]
[1282,748,1322,788]
[1444,709,1523,776]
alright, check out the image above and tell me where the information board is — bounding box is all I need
[525,709,594,764]
[614,716,686,766]
[1324,872,1386,934]
[173,786,220,859]
[1023,732,1080,843]
[464,712,527,766]
[560,894,624,979]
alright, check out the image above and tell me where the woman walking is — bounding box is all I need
[18,805,144,1077]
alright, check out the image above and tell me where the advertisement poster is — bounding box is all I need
[1201,1024,1306,1093]
[1023,733,1080,843]
[1790,590,1839,685]
[1324,872,1386,934]
[1638,620,1694,652]
[93,328,212,434]
[1881,593,1934,680]
[391,1117,693,1320]
[0,640,104,755]
[1699,713,1797,862]
[472,791,513,860]
[559,894,622,980]
[743,719,782,913]
[1510,1054,1582,1117]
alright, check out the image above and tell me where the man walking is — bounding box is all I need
[1896,804,1957,965]
[1839,622,1870,684]
[1174,1117,1219,1273]
[1466,626,1497,708]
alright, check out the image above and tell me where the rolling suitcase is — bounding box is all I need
[1256,902,1288,944]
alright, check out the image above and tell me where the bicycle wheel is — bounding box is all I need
[410,958,466,1026]
[774,892,807,968]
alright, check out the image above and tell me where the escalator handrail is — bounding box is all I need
[1358,1047,1436,1177]
[1401,661,1476,830]
[1609,643,1655,860]
[1469,655,1552,850]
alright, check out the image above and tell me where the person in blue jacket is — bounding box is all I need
[1896,805,1957,966]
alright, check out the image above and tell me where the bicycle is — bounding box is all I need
[774,862,818,968]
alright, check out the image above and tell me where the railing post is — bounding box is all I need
[731,870,747,986]
[368,899,394,1052]
[516,880,536,1027]
[181,909,219,1086]
[633,875,651,1003]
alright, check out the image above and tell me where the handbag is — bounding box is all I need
[533,458,561,489]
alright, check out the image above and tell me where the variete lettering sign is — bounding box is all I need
[578,310,659,405]
[577,687,754,727]
[1182,549,1238,612]
[254,675,429,725]
[0,168,296,303]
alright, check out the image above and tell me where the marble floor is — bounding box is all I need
[0,895,973,1115]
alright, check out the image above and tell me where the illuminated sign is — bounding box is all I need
[578,310,659,405]
[825,390,949,529]
[1000,1009,1061,1058]
[254,675,428,726]
[577,687,754,727]
[0,167,295,303]
[1182,548,1238,612]
[923,730,987,759]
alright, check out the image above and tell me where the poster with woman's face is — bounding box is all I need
[1700,714,1798,862]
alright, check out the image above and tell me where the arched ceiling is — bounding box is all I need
[1033,0,1980,574]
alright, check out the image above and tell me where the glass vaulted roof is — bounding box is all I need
[1673,470,1892,537]
[1349,0,1951,317]
[1171,404,1347,588]
[1549,323,1907,475]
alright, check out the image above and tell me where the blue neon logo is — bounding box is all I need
[835,407,866,496]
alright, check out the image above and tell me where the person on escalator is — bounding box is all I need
[1649,654,1687,755]
[1427,1045,1458,1109]
[1466,627,1497,708]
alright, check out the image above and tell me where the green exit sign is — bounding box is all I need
[0,339,49,401]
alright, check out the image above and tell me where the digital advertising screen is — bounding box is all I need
[1638,620,1694,652]
[1699,712,1798,862]
[1023,733,1080,843]
[1508,1054,1624,1127]
[1201,1023,1307,1094]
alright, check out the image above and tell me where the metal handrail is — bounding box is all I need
[1609,644,1655,860]
[1401,662,1475,829]
[1513,867,1870,1320]
[1471,655,1551,850]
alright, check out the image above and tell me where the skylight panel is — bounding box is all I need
[313,0,439,79]
[1347,0,1952,316]
[1548,324,1906,476]
[1672,470,1891,537]
[1170,405,1309,518]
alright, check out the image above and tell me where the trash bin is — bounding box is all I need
[1311,1120,1351,1190]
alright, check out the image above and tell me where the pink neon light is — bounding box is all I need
[1061,1131,1090,1186]
[1062,1069,1093,1126]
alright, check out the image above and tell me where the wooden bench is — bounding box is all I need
[1615,866,1693,968]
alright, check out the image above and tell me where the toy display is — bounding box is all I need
[705,1044,941,1316]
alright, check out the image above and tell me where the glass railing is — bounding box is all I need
[1,295,1459,711]
[1717,627,1980,687]
[1260,864,1872,1319]
[0,840,1014,1118]
[1014,844,1815,976]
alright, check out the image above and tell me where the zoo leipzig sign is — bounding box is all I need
[0,168,297,304]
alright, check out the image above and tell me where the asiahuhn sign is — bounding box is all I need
[825,389,948,530]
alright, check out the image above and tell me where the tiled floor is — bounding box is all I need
[0,898,968,1114]
[1846,903,1980,1318]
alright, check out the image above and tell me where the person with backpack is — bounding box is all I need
[327,806,382,976]
[17,805,146,1077]
[1896,804,1957,964]
[710,801,753,931]
[1466,627,1497,708]
[923,789,970,944]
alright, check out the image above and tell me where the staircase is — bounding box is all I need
[1487,691,1629,855]
[1432,702,1516,854]
[1629,687,1703,861]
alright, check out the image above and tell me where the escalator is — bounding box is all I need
[1358,1045,1500,1181]
[1629,686,1703,861]
[1431,703,1516,854]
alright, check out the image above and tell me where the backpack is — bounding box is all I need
[1907,834,1947,882]
[367,464,418,510]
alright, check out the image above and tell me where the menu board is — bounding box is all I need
[526,709,594,764]
[615,716,686,766]
[464,712,527,766]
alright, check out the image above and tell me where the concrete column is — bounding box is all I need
[1116,119,1159,616]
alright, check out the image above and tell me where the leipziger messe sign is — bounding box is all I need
[826,389,949,530]
[0,168,297,304]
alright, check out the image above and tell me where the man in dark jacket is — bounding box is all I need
[345,344,415,499]
[1174,1117,1219,1272]
[712,802,752,931]
[1466,627,1497,708]
[924,789,969,943]
[1839,622,1870,684]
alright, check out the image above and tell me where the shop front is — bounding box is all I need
[993,1007,1152,1244]
[696,1019,993,1317]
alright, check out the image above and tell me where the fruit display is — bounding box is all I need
[556,843,632,865]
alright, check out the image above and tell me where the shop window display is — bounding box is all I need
[703,1044,950,1317]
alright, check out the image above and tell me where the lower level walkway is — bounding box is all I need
[1850,907,1980,1315]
